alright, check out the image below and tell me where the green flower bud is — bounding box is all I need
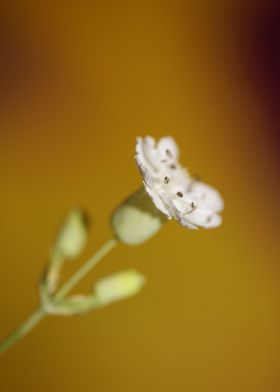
[54,207,89,259]
[43,295,99,316]
[94,270,146,306]
[111,187,166,245]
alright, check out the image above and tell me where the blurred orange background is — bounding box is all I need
[0,1,280,391]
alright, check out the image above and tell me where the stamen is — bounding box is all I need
[164,176,169,184]
[177,192,183,197]
[186,202,197,216]
[184,203,197,216]
[170,164,176,170]
[166,149,172,158]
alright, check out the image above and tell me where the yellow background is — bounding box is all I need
[0,1,279,391]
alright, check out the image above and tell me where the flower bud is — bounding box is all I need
[43,295,99,316]
[94,270,146,306]
[111,187,166,245]
[54,207,89,259]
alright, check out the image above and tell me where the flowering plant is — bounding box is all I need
[0,136,223,356]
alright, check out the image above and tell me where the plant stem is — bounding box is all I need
[0,308,45,356]
[54,237,118,301]
[0,237,118,357]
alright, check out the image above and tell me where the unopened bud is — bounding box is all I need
[94,270,146,305]
[54,207,89,259]
[111,187,166,245]
[43,295,99,316]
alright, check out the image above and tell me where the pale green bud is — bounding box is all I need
[54,207,89,259]
[43,295,99,316]
[94,270,146,306]
[111,187,166,245]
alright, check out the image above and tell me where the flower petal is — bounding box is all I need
[157,136,179,160]
[191,182,224,212]
[135,136,161,176]
[144,182,171,218]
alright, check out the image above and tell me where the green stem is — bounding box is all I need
[54,237,118,301]
[0,237,118,357]
[0,308,45,356]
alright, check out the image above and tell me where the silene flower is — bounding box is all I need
[0,134,225,357]
[135,136,224,229]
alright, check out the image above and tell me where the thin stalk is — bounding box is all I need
[54,237,118,301]
[0,308,45,356]
[0,237,118,357]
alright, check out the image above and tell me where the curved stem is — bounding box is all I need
[0,237,118,357]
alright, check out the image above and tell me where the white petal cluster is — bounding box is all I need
[135,136,224,229]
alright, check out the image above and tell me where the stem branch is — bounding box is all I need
[54,237,118,301]
[0,237,118,357]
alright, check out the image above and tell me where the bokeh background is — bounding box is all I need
[0,1,280,391]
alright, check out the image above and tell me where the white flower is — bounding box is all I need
[135,136,224,229]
